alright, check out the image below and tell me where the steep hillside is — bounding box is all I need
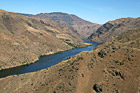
[0,9,86,70]
[88,17,140,43]
[30,12,100,38]
[0,28,140,93]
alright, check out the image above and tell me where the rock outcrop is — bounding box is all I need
[88,17,140,43]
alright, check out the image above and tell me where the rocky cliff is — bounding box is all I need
[88,17,140,43]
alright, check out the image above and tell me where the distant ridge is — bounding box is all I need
[20,12,101,38]
[18,13,34,17]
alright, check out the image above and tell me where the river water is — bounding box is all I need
[0,39,100,78]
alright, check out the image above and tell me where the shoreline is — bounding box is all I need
[0,42,93,72]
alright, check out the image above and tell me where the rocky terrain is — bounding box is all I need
[25,12,101,38]
[0,27,140,93]
[0,9,87,70]
[88,17,140,43]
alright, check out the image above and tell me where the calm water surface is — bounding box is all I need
[0,39,100,78]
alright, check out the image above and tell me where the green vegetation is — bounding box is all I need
[10,31,14,34]
[38,55,46,60]
[24,62,33,66]
[67,57,72,59]
[77,56,83,60]
[114,60,125,65]
[115,60,120,63]
[98,50,106,58]
[22,61,26,64]
[56,51,63,54]
[65,39,71,41]
[38,56,41,59]
[128,57,131,61]
[131,55,134,57]
[0,62,33,73]
[82,74,84,77]
[120,62,124,65]
[66,42,76,47]
[40,33,43,35]
[65,42,80,48]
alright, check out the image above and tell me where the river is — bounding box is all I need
[0,39,100,78]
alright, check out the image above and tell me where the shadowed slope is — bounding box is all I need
[88,17,140,43]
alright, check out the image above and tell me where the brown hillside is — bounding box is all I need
[31,12,100,38]
[88,17,140,43]
[0,28,140,93]
[0,10,86,70]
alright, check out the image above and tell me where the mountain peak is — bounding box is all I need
[30,12,100,38]
[49,12,69,15]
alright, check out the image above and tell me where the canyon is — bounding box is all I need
[0,9,140,93]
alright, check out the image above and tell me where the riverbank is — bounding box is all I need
[0,40,99,78]
[1,29,140,93]
[0,39,92,70]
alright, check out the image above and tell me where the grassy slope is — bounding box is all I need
[32,13,101,38]
[0,9,85,70]
[0,28,140,93]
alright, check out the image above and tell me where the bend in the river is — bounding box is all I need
[0,39,100,78]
